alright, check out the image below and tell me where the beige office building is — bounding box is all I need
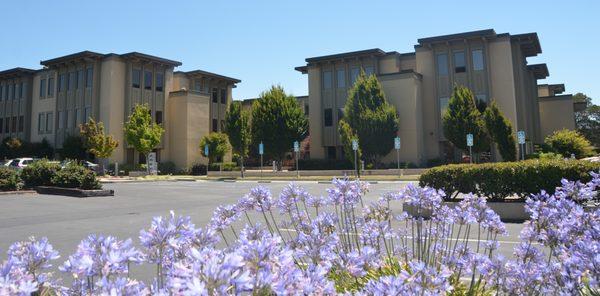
[0,51,240,169]
[296,29,577,165]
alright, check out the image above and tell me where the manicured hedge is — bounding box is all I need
[20,159,60,188]
[419,159,600,201]
[0,167,21,191]
[51,163,101,190]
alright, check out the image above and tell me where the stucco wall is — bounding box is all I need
[99,57,126,164]
[538,95,576,139]
[30,71,56,145]
[167,92,210,169]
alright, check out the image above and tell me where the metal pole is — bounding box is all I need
[260,155,263,178]
[296,151,299,178]
[354,150,358,179]
[397,149,400,176]
[469,146,473,164]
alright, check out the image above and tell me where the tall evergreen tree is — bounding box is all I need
[224,101,251,177]
[442,86,490,155]
[251,85,308,169]
[341,72,399,167]
[483,100,517,161]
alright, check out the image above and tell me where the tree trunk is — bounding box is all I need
[240,156,245,178]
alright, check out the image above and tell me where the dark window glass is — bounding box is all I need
[47,77,54,96]
[18,116,23,132]
[437,54,448,76]
[11,117,16,133]
[336,69,346,88]
[363,66,375,76]
[472,49,484,71]
[155,73,164,92]
[5,117,10,133]
[86,68,93,87]
[220,89,226,104]
[11,84,16,100]
[193,80,202,91]
[40,79,46,98]
[46,112,53,132]
[327,146,336,160]
[323,71,332,89]
[84,107,91,123]
[212,119,218,132]
[19,82,23,98]
[132,69,141,88]
[454,51,466,73]
[74,71,79,89]
[324,108,333,127]
[58,74,65,92]
[0,118,3,132]
[304,104,309,115]
[212,88,218,103]
[144,71,152,90]
[338,108,344,122]
[155,111,163,124]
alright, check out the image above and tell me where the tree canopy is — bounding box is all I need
[200,132,230,164]
[573,93,600,148]
[483,100,517,161]
[80,118,118,159]
[442,86,490,154]
[123,104,164,158]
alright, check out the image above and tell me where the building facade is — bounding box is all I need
[1,51,240,169]
[296,29,577,165]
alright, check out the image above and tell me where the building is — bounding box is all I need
[295,29,577,165]
[0,51,240,169]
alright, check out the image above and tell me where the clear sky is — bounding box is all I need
[1,0,598,103]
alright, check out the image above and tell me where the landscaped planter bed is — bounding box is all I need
[403,199,528,222]
[34,186,114,197]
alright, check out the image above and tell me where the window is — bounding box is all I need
[436,53,448,76]
[212,119,218,132]
[193,80,202,92]
[338,108,344,122]
[74,108,80,127]
[453,51,466,73]
[364,66,375,76]
[11,117,16,133]
[0,85,3,101]
[38,113,45,133]
[132,69,141,88]
[18,116,23,132]
[66,110,72,129]
[86,68,93,87]
[212,88,218,103]
[40,79,46,98]
[439,97,449,119]
[472,49,484,71]
[78,70,84,89]
[322,71,332,89]
[73,71,79,89]
[324,108,333,127]
[84,107,91,123]
[45,112,53,132]
[336,69,346,88]
[327,146,336,160]
[18,83,23,98]
[9,84,14,100]
[4,117,9,133]
[47,77,54,97]
[0,118,3,133]
[155,111,163,124]
[58,74,65,92]
[155,73,164,92]
[350,67,360,85]
[13,84,18,100]
[67,72,75,91]
[58,111,64,129]
[304,104,309,115]
[220,89,227,104]
[144,71,152,90]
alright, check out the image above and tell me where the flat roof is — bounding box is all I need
[417,29,498,45]
[511,33,542,57]
[528,63,549,79]
[305,48,387,63]
[539,83,565,94]
[40,50,182,67]
[120,52,182,67]
[176,69,241,84]
[40,50,105,66]
[0,67,37,79]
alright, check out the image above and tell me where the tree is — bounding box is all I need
[123,104,164,172]
[544,129,594,159]
[80,118,119,174]
[224,101,251,177]
[442,86,490,157]
[251,85,308,169]
[483,100,517,161]
[339,120,362,176]
[573,93,600,148]
[60,135,88,160]
[341,72,399,167]
[200,132,230,166]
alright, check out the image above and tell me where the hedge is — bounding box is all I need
[0,167,21,191]
[20,159,60,188]
[51,163,101,190]
[419,159,600,201]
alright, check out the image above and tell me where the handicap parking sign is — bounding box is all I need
[466,134,474,147]
[352,139,358,151]
[517,131,526,144]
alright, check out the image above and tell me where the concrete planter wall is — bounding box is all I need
[128,171,148,177]
[208,168,428,178]
[35,186,114,198]
[403,200,528,223]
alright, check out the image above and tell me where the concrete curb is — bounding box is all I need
[0,190,37,196]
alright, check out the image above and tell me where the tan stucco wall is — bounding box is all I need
[30,71,56,145]
[307,66,324,159]
[99,57,126,164]
[378,55,399,74]
[415,47,438,160]
[167,92,210,169]
[538,96,576,139]
[488,38,519,136]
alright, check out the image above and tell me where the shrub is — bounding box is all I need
[51,163,101,190]
[526,152,563,161]
[0,167,21,191]
[158,161,183,175]
[189,163,207,175]
[294,159,353,170]
[59,135,89,160]
[20,160,60,188]
[544,129,594,159]
[419,159,600,201]
[208,162,239,171]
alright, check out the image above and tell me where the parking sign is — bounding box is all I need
[352,139,358,151]
[517,131,526,144]
[293,141,299,152]
[466,134,474,147]
[259,142,264,155]
[394,137,401,150]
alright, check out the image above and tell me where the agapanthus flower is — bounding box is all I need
[208,204,240,231]
[238,186,273,212]
[6,236,60,290]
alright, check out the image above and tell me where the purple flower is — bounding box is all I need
[6,236,60,289]
[208,204,240,231]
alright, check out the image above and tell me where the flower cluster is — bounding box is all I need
[0,173,598,295]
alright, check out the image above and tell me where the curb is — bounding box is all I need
[0,190,37,196]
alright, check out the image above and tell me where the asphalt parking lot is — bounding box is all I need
[0,180,526,280]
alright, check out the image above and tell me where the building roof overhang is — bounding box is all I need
[511,33,542,57]
[176,69,241,85]
[0,67,37,79]
[417,29,497,46]
[40,50,105,67]
[304,48,387,64]
[120,52,182,67]
[528,64,549,79]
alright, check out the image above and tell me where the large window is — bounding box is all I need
[324,108,333,127]
[439,97,449,120]
[212,88,218,103]
[453,51,466,73]
[11,117,16,133]
[220,89,227,104]
[67,72,76,91]
[350,67,360,85]
[336,69,346,88]
[155,111,163,125]
[4,117,9,133]
[472,49,484,71]
[40,79,46,98]
[18,83,23,98]
[58,74,65,92]
[14,84,19,99]
[78,70,84,89]
[212,119,218,132]
[155,73,164,92]
[18,116,23,132]
[86,68,93,88]
[436,53,448,76]
[47,77,54,97]
[193,80,202,92]
[144,71,152,90]
[57,111,64,129]
[364,66,375,76]
[73,71,79,90]
[38,113,45,133]
[132,69,141,88]
[322,71,332,89]
[9,84,14,100]
[45,112,53,132]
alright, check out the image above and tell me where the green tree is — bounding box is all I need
[80,118,119,174]
[251,85,308,169]
[339,120,362,175]
[60,135,88,160]
[442,86,490,158]
[224,101,251,177]
[573,93,600,148]
[123,104,164,172]
[544,129,594,159]
[483,100,517,161]
[341,72,399,167]
[200,132,230,165]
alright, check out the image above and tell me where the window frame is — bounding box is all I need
[143,70,152,90]
[47,77,54,97]
[220,88,227,104]
[40,79,46,99]
[436,53,449,76]
[322,71,332,90]
[453,51,466,73]
[324,108,333,127]
[336,69,346,88]
[132,69,141,88]
[472,49,485,71]
[155,72,164,92]
[85,67,93,88]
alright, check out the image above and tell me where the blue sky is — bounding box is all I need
[1,0,598,103]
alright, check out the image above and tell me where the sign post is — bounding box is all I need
[259,142,264,178]
[147,152,157,175]
[204,144,209,173]
[466,134,474,164]
[517,130,526,161]
[352,139,359,178]
[294,141,300,179]
[394,136,401,176]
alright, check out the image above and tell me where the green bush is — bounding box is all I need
[208,162,239,171]
[0,167,21,191]
[51,163,101,190]
[188,163,207,175]
[295,159,353,170]
[20,159,60,188]
[544,129,594,159]
[109,163,146,175]
[526,152,563,161]
[419,159,600,201]
[158,161,184,175]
